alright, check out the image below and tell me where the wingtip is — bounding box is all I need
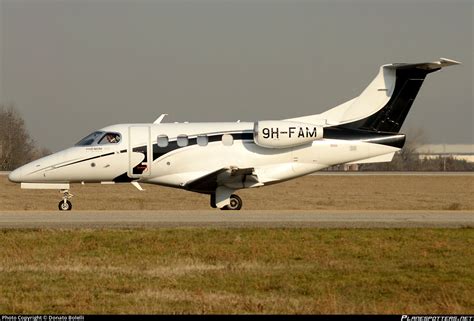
[439,57,461,66]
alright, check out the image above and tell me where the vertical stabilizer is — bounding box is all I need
[287,58,460,133]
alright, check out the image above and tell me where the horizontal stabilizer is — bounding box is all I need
[387,57,461,71]
[346,152,395,164]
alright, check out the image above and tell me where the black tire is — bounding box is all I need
[58,200,72,211]
[210,193,217,208]
[221,194,242,211]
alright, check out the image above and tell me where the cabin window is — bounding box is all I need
[98,132,121,145]
[222,134,234,146]
[157,135,169,147]
[197,135,208,146]
[177,135,188,147]
[75,131,104,146]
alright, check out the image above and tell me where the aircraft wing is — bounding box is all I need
[184,166,260,193]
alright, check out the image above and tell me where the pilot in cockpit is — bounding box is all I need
[104,133,120,144]
[106,134,117,143]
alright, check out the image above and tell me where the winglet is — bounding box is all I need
[153,114,168,124]
[439,57,461,66]
[387,57,461,71]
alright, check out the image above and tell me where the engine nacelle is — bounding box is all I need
[254,120,324,149]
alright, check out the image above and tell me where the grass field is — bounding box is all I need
[1,175,473,314]
[0,228,472,314]
[0,175,473,211]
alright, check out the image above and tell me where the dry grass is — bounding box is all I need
[0,228,472,314]
[1,175,473,314]
[0,175,473,211]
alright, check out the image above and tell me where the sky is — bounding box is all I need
[0,0,472,151]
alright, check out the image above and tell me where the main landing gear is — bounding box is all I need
[210,192,243,210]
[223,194,242,211]
[58,189,73,211]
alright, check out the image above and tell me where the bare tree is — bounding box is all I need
[0,105,50,170]
[398,127,426,168]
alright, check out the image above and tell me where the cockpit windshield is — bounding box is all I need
[75,131,121,146]
[75,131,104,146]
[98,133,121,145]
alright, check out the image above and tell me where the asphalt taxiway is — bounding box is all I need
[0,210,472,229]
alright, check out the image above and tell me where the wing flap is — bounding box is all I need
[184,167,259,193]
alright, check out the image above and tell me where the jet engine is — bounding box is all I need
[254,121,324,148]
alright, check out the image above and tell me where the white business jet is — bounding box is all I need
[9,58,460,210]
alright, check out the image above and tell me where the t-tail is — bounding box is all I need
[288,58,460,134]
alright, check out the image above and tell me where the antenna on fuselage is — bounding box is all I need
[153,114,168,124]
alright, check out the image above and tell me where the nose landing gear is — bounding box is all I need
[58,189,73,211]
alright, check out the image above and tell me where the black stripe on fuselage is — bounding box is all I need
[51,152,116,170]
[112,129,403,182]
[113,132,253,182]
[130,129,402,167]
[323,127,406,148]
[152,132,254,161]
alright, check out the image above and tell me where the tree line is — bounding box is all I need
[0,105,51,171]
[359,153,474,171]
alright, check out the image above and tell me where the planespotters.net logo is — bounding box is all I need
[402,316,474,321]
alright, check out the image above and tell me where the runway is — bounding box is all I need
[0,210,472,229]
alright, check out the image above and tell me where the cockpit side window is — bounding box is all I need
[98,132,121,145]
[75,131,104,146]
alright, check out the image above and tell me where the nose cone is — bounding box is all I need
[8,167,24,183]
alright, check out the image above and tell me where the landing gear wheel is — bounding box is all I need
[210,193,217,208]
[58,189,74,211]
[58,200,72,211]
[221,194,242,211]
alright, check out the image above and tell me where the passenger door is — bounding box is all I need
[128,126,152,178]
